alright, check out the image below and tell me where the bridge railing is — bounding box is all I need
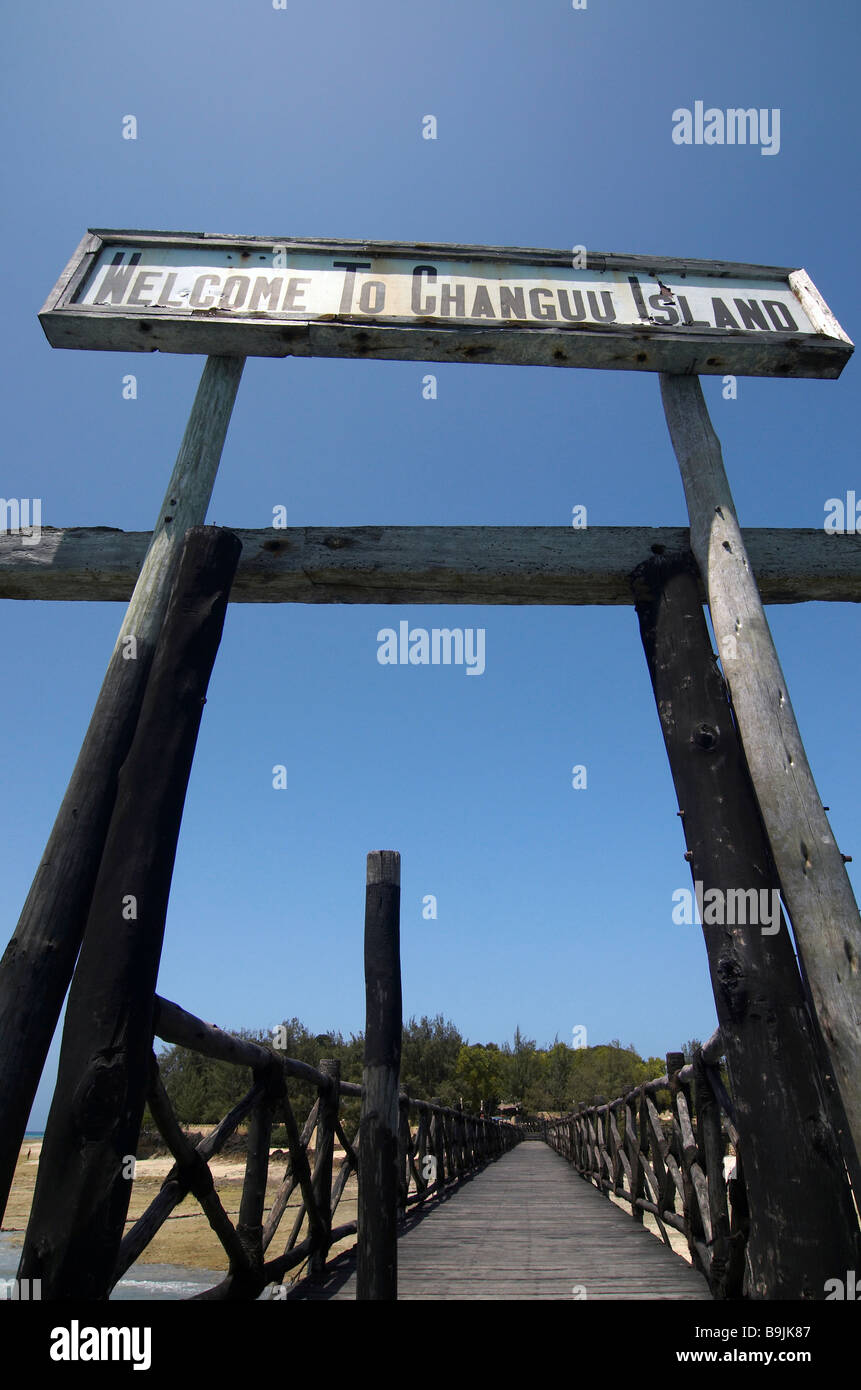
[108,995,520,1300]
[544,1029,746,1299]
[112,995,361,1300]
[398,1096,521,1215]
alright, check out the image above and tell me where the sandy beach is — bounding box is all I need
[4,1133,358,1282]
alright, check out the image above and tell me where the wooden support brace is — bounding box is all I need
[2,524,860,605]
[18,525,242,1300]
[634,550,860,1294]
[660,373,861,1185]
[0,355,245,1220]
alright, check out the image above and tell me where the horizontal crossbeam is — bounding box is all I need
[1,525,858,605]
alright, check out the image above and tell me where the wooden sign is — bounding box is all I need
[40,230,853,377]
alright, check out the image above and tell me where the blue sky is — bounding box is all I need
[1,0,859,1127]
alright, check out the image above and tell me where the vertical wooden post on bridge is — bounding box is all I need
[397,1093,410,1220]
[235,1066,278,1290]
[660,372,861,1188]
[0,355,245,1221]
[357,850,402,1301]
[691,1044,734,1298]
[18,525,242,1299]
[309,1059,340,1284]
[633,551,860,1295]
[666,1052,708,1266]
[431,1098,446,1194]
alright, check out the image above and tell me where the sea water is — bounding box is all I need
[0,1232,226,1301]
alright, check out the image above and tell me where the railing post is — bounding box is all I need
[236,1067,279,1288]
[445,1100,459,1178]
[574,1103,586,1172]
[309,1058,339,1284]
[357,850,402,1301]
[667,1050,710,1281]
[692,1045,733,1298]
[465,1110,476,1170]
[458,1103,468,1173]
[397,1092,410,1219]
[626,1094,645,1225]
[594,1099,608,1193]
[431,1098,446,1194]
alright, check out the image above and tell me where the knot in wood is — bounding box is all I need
[692,722,719,752]
[806,1114,839,1163]
[716,953,747,1022]
[71,1053,127,1141]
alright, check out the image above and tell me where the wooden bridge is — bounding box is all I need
[2,848,790,1302]
[298,1142,710,1301]
[0,849,765,1303]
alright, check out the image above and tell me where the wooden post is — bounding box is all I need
[625,1095,645,1224]
[309,1059,339,1284]
[660,372,861,1182]
[691,1045,734,1299]
[667,1052,707,1275]
[397,1093,410,1219]
[7,523,861,607]
[18,526,242,1299]
[634,552,860,1295]
[357,850,402,1301]
[431,1098,446,1195]
[236,1073,278,1289]
[0,355,245,1219]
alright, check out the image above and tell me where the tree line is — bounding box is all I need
[155,1016,694,1125]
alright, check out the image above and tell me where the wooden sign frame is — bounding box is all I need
[39,229,853,379]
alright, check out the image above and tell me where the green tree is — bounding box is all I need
[454,1044,506,1113]
[400,1015,464,1104]
[568,1043,657,1108]
[545,1039,572,1111]
[503,1025,538,1103]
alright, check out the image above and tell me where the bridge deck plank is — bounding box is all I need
[300,1142,712,1300]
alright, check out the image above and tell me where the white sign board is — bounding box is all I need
[40,231,853,378]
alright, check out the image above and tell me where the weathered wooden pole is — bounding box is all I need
[660,372,861,1184]
[18,525,242,1299]
[0,355,245,1220]
[5,524,861,606]
[235,1073,279,1291]
[691,1045,734,1299]
[357,850,402,1301]
[634,552,860,1296]
[309,1059,340,1283]
[431,1097,446,1193]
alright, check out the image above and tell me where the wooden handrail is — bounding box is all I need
[113,1001,525,1300]
[544,1035,745,1298]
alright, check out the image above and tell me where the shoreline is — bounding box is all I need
[4,1134,357,1278]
